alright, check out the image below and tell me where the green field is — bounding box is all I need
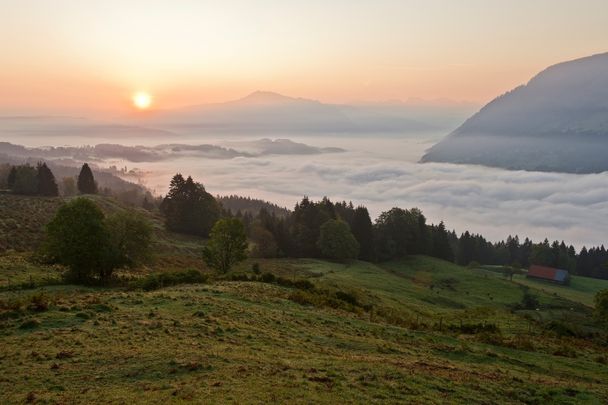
[1,195,607,403]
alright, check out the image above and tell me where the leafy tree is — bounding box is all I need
[317,219,359,262]
[77,163,97,194]
[203,218,248,273]
[36,162,58,196]
[351,206,374,261]
[45,198,110,282]
[595,289,608,322]
[45,199,153,283]
[11,165,38,195]
[7,166,17,189]
[61,177,77,196]
[249,223,278,258]
[161,174,220,236]
[104,211,153,275]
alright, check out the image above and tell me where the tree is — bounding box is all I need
[594,289,608,322]
[249,223,278,258]
[160,174,220,236]
[77,163,97,194]
[374,208,424,261]
[45,198,110,282]
[11,165,38,195]
[351,206,374,261]
[317,219,359,262]
[430,221,454,261]
[594,290,608,322]
[36,162,58,196]
[61,177,77,196]
[7,166,17,189]
[203,218,248,273]
[104,211,153,276]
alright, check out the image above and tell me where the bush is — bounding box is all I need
[594,289,608,322]
[260,272,276,283]
[27,293,49,312]
[335,290,359,306]
[521,289,540,310]
[252,263,261,274]
[131,269,207,291]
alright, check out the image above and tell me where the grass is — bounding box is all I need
[1,279,607,404]
[1,195,607,403]
[1,257,607,404]
[510,273,608,307]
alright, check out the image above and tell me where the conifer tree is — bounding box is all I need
[7,166,17,189]
[37,162,59,196]
[77,163,97,194]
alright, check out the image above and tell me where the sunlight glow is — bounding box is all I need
[132,91,152,110]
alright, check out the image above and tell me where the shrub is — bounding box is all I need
[252,263,261,274]
[131,269,207,291]
[521,289,540,310]
[335,290,359,306]
[19,319,41,329]
[594,289,608,322]
[27,293,49,312]
[260,272,276,283]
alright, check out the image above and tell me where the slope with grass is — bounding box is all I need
[1,256,607,404]
[1,195,607,403]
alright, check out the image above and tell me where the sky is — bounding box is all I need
[1,0,607,115]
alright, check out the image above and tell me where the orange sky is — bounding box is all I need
[1,0,607,115]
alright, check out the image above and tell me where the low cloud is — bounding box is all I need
[134,140,607,248]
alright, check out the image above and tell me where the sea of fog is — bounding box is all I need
[4,129,608,248]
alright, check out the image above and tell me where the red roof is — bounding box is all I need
[527,265,569,282]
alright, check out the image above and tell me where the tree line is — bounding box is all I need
[3,162,97,196]
[158,173,607,279]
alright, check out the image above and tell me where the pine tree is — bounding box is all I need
[77,163,97,194]
[160,174,220,236]
[7,166,17,189]
[351,206,374,261]
[36,162,59,196]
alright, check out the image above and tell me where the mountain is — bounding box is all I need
[421,52,608,173]
[135,91,468,134]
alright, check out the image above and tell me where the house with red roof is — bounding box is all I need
[526,265,570,285]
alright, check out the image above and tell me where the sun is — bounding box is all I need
[132,91,152,110]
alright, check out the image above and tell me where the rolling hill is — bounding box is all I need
[1,194,607,403]
[421,52,608,173]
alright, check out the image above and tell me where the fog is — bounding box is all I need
[2,127,607,248]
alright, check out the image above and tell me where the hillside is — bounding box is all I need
[1,195,608,403]
[421,52,608,173]
[1,255,608,403]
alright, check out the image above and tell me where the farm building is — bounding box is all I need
[526,265,570,285]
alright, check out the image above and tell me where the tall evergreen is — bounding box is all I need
[351,206,374,261]
[36,162,59,196]
[430,221,454,262]
[77,163,97,194]
[7,166,17,189]
[160,174,220,237]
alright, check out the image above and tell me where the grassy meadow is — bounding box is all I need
[1,194,607,404]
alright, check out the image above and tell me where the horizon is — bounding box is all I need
[2,1,608,116]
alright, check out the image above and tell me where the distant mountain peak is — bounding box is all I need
[236,91,318,105]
